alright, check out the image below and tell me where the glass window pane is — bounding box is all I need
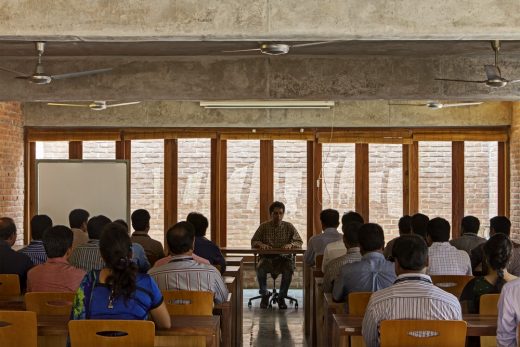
[35,141,68,159]
[131,140,164,245]
[227,140,260,247]
[83,141,116,160]
[274,140,308,247]
[369,144,403,240]
[178,139,211,237]
[464,141,498,238]
[321,144,356,212]
[419,141,452,222]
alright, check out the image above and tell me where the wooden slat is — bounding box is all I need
[402,144,410,215]
[68,141,82,159]
[24,140,36,244]
[259,140,274,223]
[115,140,131,160]
[27,129,120,142]
[211,137,227,246]
[123,131,217,140]
[355,143,369,221]
[452,142,464,238]
[309,140,322,237]
[221,133,313,141]
[317,130,412,144]
[498,141,510,217]
[164,139,178,244]
[413,131,508,142]
[409,142,419,214]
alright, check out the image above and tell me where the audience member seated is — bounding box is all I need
[471,216,520,276]
[322,211,364,272]
[251,201,303,309]
[148,221,229,304]
[19,214,52,265]
[450,215,486,256]
[426,217,472,275]
[0,217,33,291]
[153,248,211,267]
[332,223,396,302]
[114,219,150,273]
[322,221,362,293]
[69,215,111,272]
[130,209,165,267]
[383,215,411,259]
[410,213,429,240]
[69,209,90,250]
[71,222,170,328]
[304,209,342,266]
[362,234,462,347]
[188,212,226,272]
[460,233,516,313]
[27,225,85,292]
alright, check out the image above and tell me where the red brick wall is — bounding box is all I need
[0,102,24,243]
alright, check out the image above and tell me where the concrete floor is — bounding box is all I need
[243,289,308,347]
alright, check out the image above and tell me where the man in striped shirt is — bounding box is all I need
[69,215,111,272]
[362,234,462,347]
[322,221,362,293]
[19,214,52,265]
[148,221,228,304]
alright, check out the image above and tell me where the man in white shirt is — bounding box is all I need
[426,217,472,276]
[304,209,342,266]
[68,208,89,250]
[362,234,462,347]
[497,278,520,347]
[322,211,364,272]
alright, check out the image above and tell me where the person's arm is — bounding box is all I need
[150,302,171,329]
[214,244,227,273]
[288,224,303,248]
[361,304,379,347]
[458,278,476,314]
[303,239,315,266]
[321,244,332,272]
[470,245,483,271]
[332,267,348,302]
[462,252,472,276]
[322,264,334,293]
[251,225,269,249]
[213,273,229,304]
[133,244,151,273]
[497,285,519,347]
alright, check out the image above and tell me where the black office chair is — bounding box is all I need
[248,272,299,309]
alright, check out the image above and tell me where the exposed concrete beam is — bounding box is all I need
[2,0,520,41]
[23,101,511,128]
[2,55,520,101]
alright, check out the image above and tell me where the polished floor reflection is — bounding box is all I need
[243,289,308,346]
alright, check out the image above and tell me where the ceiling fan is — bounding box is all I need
[0,42,113,85]
[435,40,520,88]
[47,101,141,111]
[222,41,333,55]
[389,101,483,110]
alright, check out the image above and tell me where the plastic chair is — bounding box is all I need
[247,272,299,309]
[430,275,474,298]
[479,294,500,347]
[25,292,75,316]
[162,290,214,316]
[0,310,37,346]
[0,274,20,296]
[348,292,372,347]
[68,320,155,347]
[380,320,467,347]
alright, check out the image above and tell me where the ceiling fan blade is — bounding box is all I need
[484,65,501,80]
[0,66,29,76]
[50,68,113,80]
[388,103,427,107]
[105,101,141,108]
[507,79,520,84]
[435,78,487,83]
[439,102,483,108]
[290,41,332,48]
[15,76,31,80]
[47,102,90,107]
[221,48,262,53]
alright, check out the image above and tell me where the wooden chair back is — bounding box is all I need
[0,310,37,346]
[479,294,499,315]
[0,274,20,296]
[68,320,155,347]
[379,319,466,347]
[25,292,75,316]
[430,275,474,298]
[162,290,213,316]
[380,320,467,347]
[348,292,372,316]
[315,254,324,269]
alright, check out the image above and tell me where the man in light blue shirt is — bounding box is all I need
[304,209,342,266]
[332,223,396,302]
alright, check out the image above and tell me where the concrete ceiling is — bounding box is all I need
[1,40,520,57]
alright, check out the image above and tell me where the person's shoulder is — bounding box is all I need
[281,221,297,229]
[503,277,520,292]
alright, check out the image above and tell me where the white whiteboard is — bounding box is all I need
[36,160,129,226]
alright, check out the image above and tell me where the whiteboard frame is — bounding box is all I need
[35,159,131,224]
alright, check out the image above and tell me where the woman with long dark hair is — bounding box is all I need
[460,233,517,313]
[71,222,170,328]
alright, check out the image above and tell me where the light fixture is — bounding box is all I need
[200,100,335,109]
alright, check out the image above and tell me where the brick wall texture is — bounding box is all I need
[0,102,24,243]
